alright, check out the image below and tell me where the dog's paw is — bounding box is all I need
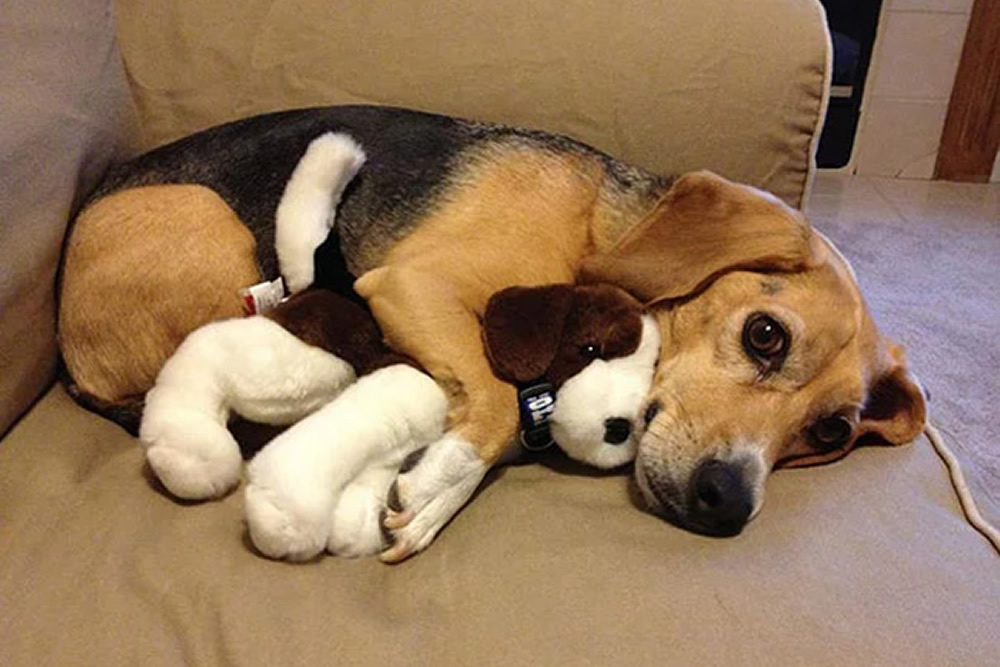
[244,483,328,562]
[379,436,487,563]
[327,468,394,558]
[141,416,242,500]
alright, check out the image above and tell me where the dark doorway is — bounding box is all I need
[815,0,885,168]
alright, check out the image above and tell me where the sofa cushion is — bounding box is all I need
[0,386,996,666]
[115,0,829,208]
[0,0,136,435]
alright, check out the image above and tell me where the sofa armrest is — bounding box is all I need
[0,0,137,435]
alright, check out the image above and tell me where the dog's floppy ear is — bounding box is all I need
[579,171,814,304]
[857,344,927,446]
[483,285,574,383]
[780,344,927,469]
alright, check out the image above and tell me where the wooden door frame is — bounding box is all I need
[934,0,1000,182]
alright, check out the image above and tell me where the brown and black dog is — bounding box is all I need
[59,105,926,559]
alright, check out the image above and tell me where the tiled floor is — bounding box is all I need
[807,172,1000,228]
[803,172,1000,524]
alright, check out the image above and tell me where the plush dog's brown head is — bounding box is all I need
[580,171,927,537]
[483,283,660,469]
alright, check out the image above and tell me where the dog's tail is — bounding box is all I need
[62,369,144,437]
[275,132,367,295]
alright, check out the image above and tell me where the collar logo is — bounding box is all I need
[518,382,556,451]
[525,392,554,425]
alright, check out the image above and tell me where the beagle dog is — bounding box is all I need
[59,105,926,559]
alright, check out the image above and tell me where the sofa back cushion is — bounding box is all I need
[115,0,829,208]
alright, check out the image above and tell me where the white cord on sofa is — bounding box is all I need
[924,418,1000,556]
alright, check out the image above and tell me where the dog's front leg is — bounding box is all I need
[357,267,518,562]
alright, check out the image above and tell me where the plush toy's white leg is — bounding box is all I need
[222,320,356,426]
[326,465,397,558]
[275,132,366,294]
[139,316,355,500]
[244,364,447,561]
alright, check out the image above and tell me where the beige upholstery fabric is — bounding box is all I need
[11,3,995,666]
[1,386,997,666]
[114,0,829,208]
[0,0,136,434]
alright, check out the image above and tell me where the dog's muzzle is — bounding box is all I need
[642,458,755,538]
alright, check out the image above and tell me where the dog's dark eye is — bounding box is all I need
[580,344,601,360]
[643,401,661,426]
[742,313,789,370]
[809,415,853,451]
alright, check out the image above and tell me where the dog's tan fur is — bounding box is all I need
[355,148,609,458]
[59,185,260,401]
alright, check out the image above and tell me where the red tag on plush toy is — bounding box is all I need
[241,277,286,315]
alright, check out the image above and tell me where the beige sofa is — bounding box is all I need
[2,1,997,665]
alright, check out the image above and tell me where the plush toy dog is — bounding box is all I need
[140,284,658,561]
[244,283,659,561]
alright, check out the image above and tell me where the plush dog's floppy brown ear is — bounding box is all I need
[579,171,814,304]
[483,285,574,383]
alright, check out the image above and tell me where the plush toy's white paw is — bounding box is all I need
[380,436,487,562]
[244,483,328,562]
[141,414,242,500]
[327,467,394,558]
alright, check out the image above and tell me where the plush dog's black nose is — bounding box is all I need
[603,418,632,444]
[689,460,753,536]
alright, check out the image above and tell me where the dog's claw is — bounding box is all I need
[379,542,413,564]
[382,508,413,530]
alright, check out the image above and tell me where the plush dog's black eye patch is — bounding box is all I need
[643,401,661,426]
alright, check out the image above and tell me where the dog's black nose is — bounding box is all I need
[603,418,632,444]
[689,460,753,536]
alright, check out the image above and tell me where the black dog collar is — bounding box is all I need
[517,380,556,451]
